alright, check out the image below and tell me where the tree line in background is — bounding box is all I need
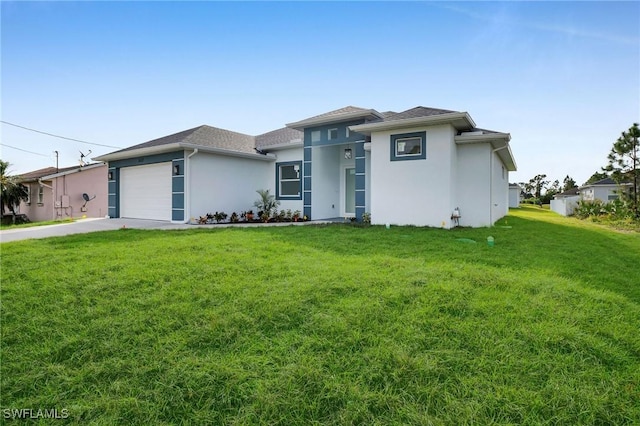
[519,123,639,221]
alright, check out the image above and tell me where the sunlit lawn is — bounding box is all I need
[1,206,638,424]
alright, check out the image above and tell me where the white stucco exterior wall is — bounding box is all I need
[456,143,491,227]
[187,151,272,220]
[491,150,509,223]
[370,124,456,228]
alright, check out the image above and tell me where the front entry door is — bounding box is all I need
[344,167,355,216]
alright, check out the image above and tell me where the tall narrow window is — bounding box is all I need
[38,186,44,204]
[25,185,31,204]
[276,161,302,200]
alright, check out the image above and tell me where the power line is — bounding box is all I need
[0,143,50,157]
[1,120,122,149]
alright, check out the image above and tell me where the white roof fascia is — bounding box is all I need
[286,109,384,130]
[260,140,304,152]
[349,112,476,135]
[40,162,106,180]
[94,143,276,162]
[93,143,183,162]
[180,144,276,161]
[455,132,511,144]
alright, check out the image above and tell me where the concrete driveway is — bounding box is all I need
[0,218,189,243]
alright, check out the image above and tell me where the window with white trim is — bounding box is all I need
[328,128,338,140]
[25,185,31,204]
[311,130,321,142]
[37,186,44,204]
[276,161,302,199]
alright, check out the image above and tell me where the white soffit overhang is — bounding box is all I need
[286,110,384,130]
[456,132,517,171]
[348,112,476,135]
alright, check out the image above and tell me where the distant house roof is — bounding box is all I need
[554,187,580,198]
[18,166,78,182]
[580,177,630,188]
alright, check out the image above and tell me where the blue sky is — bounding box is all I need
[2,1,638,186]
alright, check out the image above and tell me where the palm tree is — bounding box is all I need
[0,160,29,223]
[253,189,280,222]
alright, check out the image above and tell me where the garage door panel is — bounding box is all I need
[120,163,172,221]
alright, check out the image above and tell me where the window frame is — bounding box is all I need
[390,131,427,161]
[25,184,31,205]
[311,130,321,143]
[328,128,338,140]
[276,161,302,200]
[37,186,44,204]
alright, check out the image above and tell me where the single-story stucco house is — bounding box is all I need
[579,178,630,203]
[16,163,108,222]
[94,105,517,228]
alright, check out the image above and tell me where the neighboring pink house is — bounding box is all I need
[18,163,108,222]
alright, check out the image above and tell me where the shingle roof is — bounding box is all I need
[301,106,374,122]
[255,127,303,149]
[556,187,579,197]
[589,178,617,185]
[18,166,77,181]
[110,125,256,155]
[382,106,458,121]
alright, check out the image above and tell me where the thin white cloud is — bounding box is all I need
[437,3,639,46]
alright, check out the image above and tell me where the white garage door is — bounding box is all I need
[120,162,172,221]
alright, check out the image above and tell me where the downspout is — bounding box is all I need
[186,149,199,223]
[489,144,509,226]
[38,179,54,221]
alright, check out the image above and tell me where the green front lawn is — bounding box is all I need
[1,207,638,424]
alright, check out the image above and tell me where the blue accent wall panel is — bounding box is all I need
[304,119,366,147]
[304,177,312,191]
[110,151,184,169]
[355,174,365,189]
[172,209,184,221]
[355,191,365,207]
[172,176,184,193]
[304,147,312,161]
[303,191,312,206]
[355,207,364,221]
[355,158,365,173]
[303,162,311,177]
[355,141,365,158]
[304,206,311,219]
[109,151,184,219]
[172,193,184,209]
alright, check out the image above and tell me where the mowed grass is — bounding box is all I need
[1,207,638,424]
